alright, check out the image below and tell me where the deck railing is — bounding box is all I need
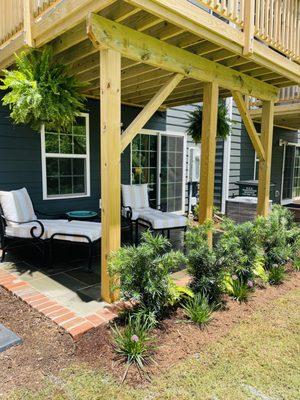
[0,0,58,46]
[0,0,299,63]
[195,0,300,62]
[249,85,300,108]
[278,85,300,103]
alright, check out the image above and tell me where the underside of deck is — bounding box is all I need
[251,103,300,131]
[1,0,300,108]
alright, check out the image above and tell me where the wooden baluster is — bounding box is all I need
[228,0,234,16]
[255,0,261,34]
[265,0,270,40]
[281,0,286,50]
[260,0,265,38]
[269,0,274,43]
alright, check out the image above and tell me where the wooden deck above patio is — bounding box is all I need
[250,85,300,130]
[0,0,300,108]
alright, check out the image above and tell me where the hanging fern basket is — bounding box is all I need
[186,102,231,144]
[0,47,87,131]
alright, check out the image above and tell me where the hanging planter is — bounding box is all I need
[0,47,87,131]
[186,101,231,144]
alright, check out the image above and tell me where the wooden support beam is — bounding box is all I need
[100,48,121,303]
[23,0,34,47]
[232,91,265,160]
[257,100,275,217]
[87,13,279,101]
[198,82,219,246]
[121,73,184,151]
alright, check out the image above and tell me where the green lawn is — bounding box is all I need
[9,288,300,400]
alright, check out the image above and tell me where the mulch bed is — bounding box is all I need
[1,271,300,394]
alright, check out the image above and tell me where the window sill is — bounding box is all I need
[43,194,91,201]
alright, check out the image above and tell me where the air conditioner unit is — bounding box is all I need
[188,147,200,182]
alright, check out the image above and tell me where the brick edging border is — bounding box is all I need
[0,268,191,341]
[0,269,119,341]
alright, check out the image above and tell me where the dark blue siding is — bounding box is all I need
[0,97,166,214]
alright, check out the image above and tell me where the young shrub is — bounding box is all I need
[109,231,186,318]
[254,205,295,269]
[185,223,224,304]
[268,265,286,285]
[223,275,253,302]
[182,293,214,328]
[112,314,156,377]
[217,218,265,283]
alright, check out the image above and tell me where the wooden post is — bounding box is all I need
[257,100,275,216]
[100,49,121,303]
[243,0,255,55]
[23,0,34,47]
[198,82,219,246]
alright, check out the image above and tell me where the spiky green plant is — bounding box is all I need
[268,265,286,285]
[186,101,231,144]
[112,314,156,380]
[182,293,215,328]
[0,47,87,131]
[109,231,186,318]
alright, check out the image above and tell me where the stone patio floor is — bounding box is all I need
[0,230,188,340]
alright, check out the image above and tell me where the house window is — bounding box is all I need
[41,114,90,200]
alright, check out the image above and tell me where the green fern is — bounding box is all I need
[0,47,87,131]
[186,101,231,144]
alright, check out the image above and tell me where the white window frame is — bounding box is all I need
[130,129,186,214]
[41,113,91,200]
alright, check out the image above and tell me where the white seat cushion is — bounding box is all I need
[122,184,149,209]
[5,220,101,243]
[5,220,68,240]
[0,188,36,226]
[135,208,187,230]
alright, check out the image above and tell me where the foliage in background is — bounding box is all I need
[109,231,186,318]
[185,223,224,305]
[0,47,86,131]
[217,219,265,283]
[223,275,253,302]
[112,313,156,379]
[167,278,194,307]
[192,203,220,220]
[182,293,215,328]
[254,205,297,269]
[268,265,286,285]
[186,101,231,144]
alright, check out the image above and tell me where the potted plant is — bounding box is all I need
[0,46,87,131]
[186,101,231,144]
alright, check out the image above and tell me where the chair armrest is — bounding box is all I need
[0,215,45,239]
[122,206,132,220]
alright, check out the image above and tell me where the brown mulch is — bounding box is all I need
[1,271,300,394]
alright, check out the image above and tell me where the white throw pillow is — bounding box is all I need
[0,188,36,226]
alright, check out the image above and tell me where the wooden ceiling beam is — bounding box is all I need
[87,14,279,100]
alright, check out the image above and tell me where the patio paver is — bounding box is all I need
[0,235,189,341]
